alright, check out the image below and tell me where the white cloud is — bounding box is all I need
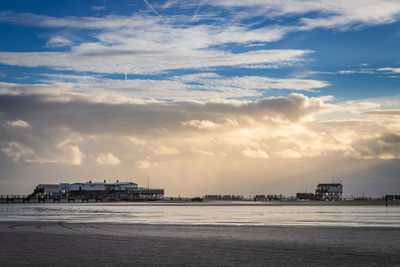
[242,147,269,159]
[127,136,147,145]
[95,152,121,165]
[0,11,155,29]
[1,142,34,162]
[0,71,329,101]
[0,49,309,75]
[136,160,150,169]
[377,67,400,74]
[45,36,73,47]
[175,73,328,93]
[309,67,400,76]
[0,10,307,75]
[153,146,180,155]
[198,0,400,30]
[56,144,84,165]
[191,149,215,156]
[0,1,398,77]
[136,159,159,168]
[275,149,302,158]
[6,119,31,128]
[29,143,84,165]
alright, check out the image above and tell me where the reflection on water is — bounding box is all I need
[0,203,399,227]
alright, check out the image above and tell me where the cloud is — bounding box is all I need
[309,67,400,76]
[242,147,269,159]
[45,36,73,47]
[275,149,302,158]
[0,73,329,102]
[0,1,398,77]
[1,118,85,165]
[191,149,215,156]
[153,146,180,155]
[377,67,400,74]
[351,133,400,159]
[50,143,84,165]
[181,120,218,130]
[0,10,306,75]
[0,49,309,75]
[26,142,84,165]
[92,6,107,11]
[1,140,84,166]
[0,91,399,195]
[1,142,34,163]
[136,159,159,169]
[197,0,400,30]
[0,11,153,29]
[0,92,399,170]
[136,160,150,169]
[127,136,147,145]
[0,93,330,138]
[363,110,400,116]
[95,152,121,165]
[6,119,31,128]
[174,73,328,93]
[9,72,327,101]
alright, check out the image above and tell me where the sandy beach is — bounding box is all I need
[0,221,399,266]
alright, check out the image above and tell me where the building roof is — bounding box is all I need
[317,183,342,187]
[38,184,59,188]
[64,181,137,186]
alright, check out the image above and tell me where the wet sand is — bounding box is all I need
[0,222,399,266]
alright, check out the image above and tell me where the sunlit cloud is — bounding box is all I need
[6,119,31,128]
[242,148,269,159]
[1,142,34,163]
[95,152,121,165]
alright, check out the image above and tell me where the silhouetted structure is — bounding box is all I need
[296,193,315,200]
[296,182,343,201]
[315,183,343,201]
[23,180,164,202]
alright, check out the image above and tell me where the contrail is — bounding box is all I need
[193,1,204,18]
[143,0,169,27]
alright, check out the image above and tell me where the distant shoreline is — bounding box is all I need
[0,198,399,206]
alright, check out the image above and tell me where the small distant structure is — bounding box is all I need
[254,195,266,201]
[204,195,244,200]
[204,195,221,200]
[296,193,315,201]
[315,183,343,201]
[296,182,343,201]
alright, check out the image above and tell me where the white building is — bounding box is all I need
[36,184,60,194]
[316,183,343,193]
[59,181,138,192]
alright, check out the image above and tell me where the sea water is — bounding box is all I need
[0,202,399,227]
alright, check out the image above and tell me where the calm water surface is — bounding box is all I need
[0,202,399,227]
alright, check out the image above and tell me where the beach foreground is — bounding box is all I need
[0,222,399,266]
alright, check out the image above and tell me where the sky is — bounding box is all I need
[0,0,399,197]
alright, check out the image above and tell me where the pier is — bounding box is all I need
[0,188,164,203]
[0,180,164,203]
